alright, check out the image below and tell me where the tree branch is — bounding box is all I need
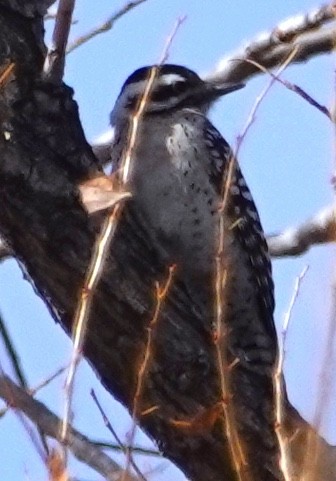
[267,204,336,257]
[204,3,336,85]
[0,375,137,481]
[43,0,76,82]
[66,0,148,54]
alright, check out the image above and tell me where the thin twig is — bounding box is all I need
[120,22,185,478]
[0,338,63,455]
[244,58,332,120]
[61,13,184,466]
[92,440,161,457]
[0,375,137,481]
[0,364,67,420]
[212,47,298,481]
[0,62,15,88]
[300,67,336,480]
[91,389,147,481]
[0,365,47,461]
[213,263,249,480]
[122,265,175,481]
[59,63,154,460]
[273,78,331,120]
[120,15,185,184]
[30,365,68,396]
[60,194,129,447]
[133,267,175,418]
[0,312,27,389]
[234,47,299,153]
[274,266,309,481]
[67,0,148,54]
[43,0,76,82]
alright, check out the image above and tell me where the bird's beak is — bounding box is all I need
[188,81,245,113]
[211,81,245,98]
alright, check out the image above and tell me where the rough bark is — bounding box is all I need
[0,0,54,17]
[0,2,335,481]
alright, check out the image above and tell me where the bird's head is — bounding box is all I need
[110,64,244,125]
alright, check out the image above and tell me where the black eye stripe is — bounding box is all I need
[126,95,137,109]
[125,81,190,108]
[150,81,189,102]
[119,66,206,114]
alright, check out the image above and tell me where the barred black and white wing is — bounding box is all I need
[203,120,276,344]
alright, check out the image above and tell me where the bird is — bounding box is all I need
[109,64,277,372]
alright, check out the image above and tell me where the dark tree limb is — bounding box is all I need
[4,200,336,262]
[0,2,335,481]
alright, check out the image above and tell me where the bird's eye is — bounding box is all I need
[150,81,188,103]
[172,81,188,94]
[125,95,138,109]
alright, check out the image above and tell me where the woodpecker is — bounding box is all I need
[110,64,277,370]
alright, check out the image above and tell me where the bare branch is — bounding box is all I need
[91,389,148,481]
[92,439,161,457]
[0,313,28,389]
[204,3,336,85]
[67,0,148,54]
[243,57,332,120]
[43,0,76,82]
[274,266,309,481]
[124,265,175,481]
[61,15,184,457]
[267,204,336,258]
[210,51,298,481]
[0,376,138,481]
[268,73,332,120]
[0,365,68,418]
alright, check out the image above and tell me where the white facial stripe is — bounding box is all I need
[159,73,186,85]
[127,74,186,96]
[111,71,190,124]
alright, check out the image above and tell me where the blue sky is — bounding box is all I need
[0,1,335,480]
